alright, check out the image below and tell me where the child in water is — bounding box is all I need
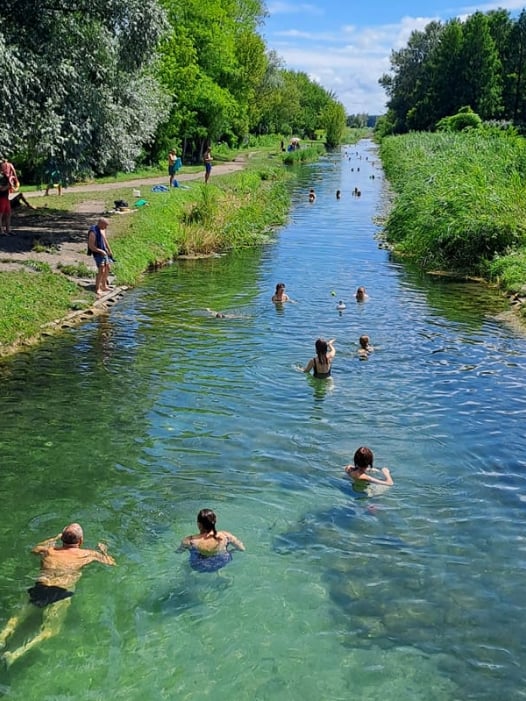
[308,188,316,202]
[345,447,393,487]
[272,282,291,303]
[358,335,373,358]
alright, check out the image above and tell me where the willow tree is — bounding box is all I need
[0,0,169,179]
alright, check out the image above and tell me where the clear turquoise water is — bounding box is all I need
[1,142,526,700]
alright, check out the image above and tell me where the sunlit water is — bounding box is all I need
[1,141,526,700]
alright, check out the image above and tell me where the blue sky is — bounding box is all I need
[261,0,526,115]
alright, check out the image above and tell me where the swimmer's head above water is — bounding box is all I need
[61,523,84,545]
[197,508,218,537]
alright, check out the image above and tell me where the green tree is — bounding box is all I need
[379,21,443,133]
[458,12,502,119]
[0,0,169,179]
[320,100,347,147]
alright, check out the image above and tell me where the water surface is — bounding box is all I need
[1,142,525,700]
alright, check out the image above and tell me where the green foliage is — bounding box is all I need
[320,100,347,147]
[379,9,520,133]
[23,260,52,273]
[57,262,95,278]
[282,144,325,164]
[436,107,483,131]
[1,0,169,180]
[486,250,526,293]
[380,130,526,275]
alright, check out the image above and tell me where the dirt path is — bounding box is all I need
[0,161,244,275]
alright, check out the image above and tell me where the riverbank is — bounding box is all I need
[0,154,292,357]
[379,129,526,319]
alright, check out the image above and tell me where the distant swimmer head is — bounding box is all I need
[61,523,83,545]
[355,286,367,302]
[215,313,226,318]
[336,300,346,310]
[359,335,370,349]
[336,190,341,199]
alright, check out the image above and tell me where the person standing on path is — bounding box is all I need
[88,217,114,296]
[204,147,213,184]
[168,149,177,187]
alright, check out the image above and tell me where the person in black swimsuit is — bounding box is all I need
[303,338,335,378]
[0,523,115,666]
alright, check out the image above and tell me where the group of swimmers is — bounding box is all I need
[0,507,243,665]
[269,282,393,491]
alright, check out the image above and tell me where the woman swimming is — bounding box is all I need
[272,283,290,303]
[303,338,335,379]
[179,509,245,573]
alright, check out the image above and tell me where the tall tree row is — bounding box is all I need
[0,0,347,182]
[379,8,526,134]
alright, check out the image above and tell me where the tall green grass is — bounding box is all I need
[380,131,526,282]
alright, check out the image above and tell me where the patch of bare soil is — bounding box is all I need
[0,203,104,278]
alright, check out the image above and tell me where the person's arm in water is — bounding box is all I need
[345,465,394,486]
[32,533,62,555]
[303,358,314,374]
[224,532,245,551]
[326,339,336,360]
[93,542,116,566]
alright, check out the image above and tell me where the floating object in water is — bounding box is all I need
[331,290,336,296]
[336,300,346,310]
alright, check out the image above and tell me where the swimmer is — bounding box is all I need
[271,282,291,303]
[303,338,335,379]
[355,286,368,302]
[336,300,346,310]
[336,190,341,199]
[344,446,394,487]
[179,509,245,573]
[308,188,316,202]
[358,335,374,358]
[0,524,115,666]
[205,308,238,319]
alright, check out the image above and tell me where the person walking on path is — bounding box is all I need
[204,147,213,184]
[0,523,115,666]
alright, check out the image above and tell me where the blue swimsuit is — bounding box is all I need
[189,548,232,573]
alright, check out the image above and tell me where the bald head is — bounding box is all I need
[61,523,84,545]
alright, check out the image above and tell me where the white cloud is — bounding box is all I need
[268,16,438,114]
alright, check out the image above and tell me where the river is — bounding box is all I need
[1,141,525,700]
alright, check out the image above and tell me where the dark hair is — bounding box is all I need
[275,282,285,293]
[359,335,369,349]
[197,509,218,538]
[315,338,328,364]
[354,446,373,470]
[356,286,366,300]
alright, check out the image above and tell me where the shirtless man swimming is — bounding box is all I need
[0,523,115,665]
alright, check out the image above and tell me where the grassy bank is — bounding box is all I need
[380,130,526,298]
[0,156,293,353]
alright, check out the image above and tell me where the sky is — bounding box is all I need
[261,0,526,115]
